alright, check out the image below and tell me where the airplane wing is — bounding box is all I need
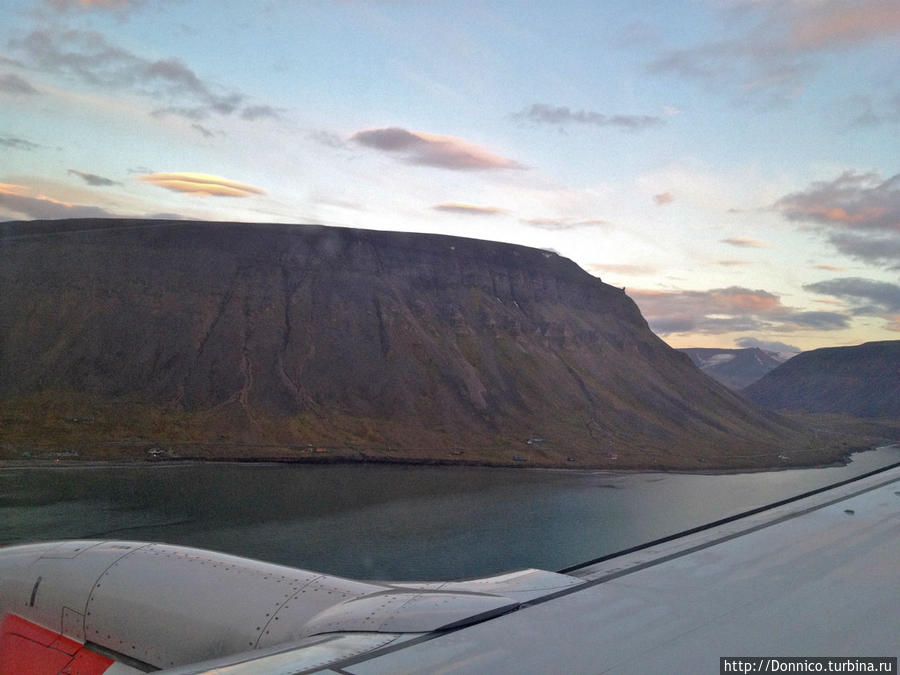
[2,462,898,674]
[0,540,580,673]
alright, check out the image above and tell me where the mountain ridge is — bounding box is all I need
[679,347,794,390]
[0,218,848,468]
[742,341,900,419]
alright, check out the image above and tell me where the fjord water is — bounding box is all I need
[2,446,898,581]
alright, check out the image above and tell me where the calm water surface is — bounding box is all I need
[2,446,898,581]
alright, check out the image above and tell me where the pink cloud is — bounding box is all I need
[774,171,900,267]
[722,237,771,248]
[629,286,849,336]
[352,127,523,171]
[653,192,674,206]
[586,263,656,276]
[432,203,507,216]
[45,0,147,10]
[0,182,115,219]
[649,1,900,108]
[521,217,611,230]
[790,1,900,50]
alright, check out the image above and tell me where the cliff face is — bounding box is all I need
[743,341,900,419]
[1,219,813,467]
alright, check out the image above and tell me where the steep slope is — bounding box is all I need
[679,347,793,390]
[743,341,900,418]
[1,218,822,468]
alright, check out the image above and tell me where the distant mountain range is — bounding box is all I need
[0,218,838,468]
[742,341,900,419]
[679,347,795,390]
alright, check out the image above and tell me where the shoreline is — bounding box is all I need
[2,443,897,476]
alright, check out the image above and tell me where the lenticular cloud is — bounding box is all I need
[352,127,523,171]
[140,173,265,197]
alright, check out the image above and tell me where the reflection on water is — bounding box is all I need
[2,446,898,581]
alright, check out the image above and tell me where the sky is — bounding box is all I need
[2,0,899,352]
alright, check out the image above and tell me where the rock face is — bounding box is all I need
[679,348,793,390]
[1,219,813,467]
[743,341,900,419]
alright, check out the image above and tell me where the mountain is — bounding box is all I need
[0,218,831,469]
[742,341,900,418]
[679,347,794,390]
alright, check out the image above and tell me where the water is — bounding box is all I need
[2,446,898,581]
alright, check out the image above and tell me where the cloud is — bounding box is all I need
[814,264,847,271]
[827,232,900,269]
[788,1,900,50]
[11,28,273,122]
[718,259,751,266]
[432,203,506,216]
[843,95,885,128]
[44,0,145,10]
[736,337,802,354]
[511,104,664,132]
[844,92,900,129]
[782,311,852,330]
[68,169,121,187]
[804,277,900,315]
[0,182,116,219]
[773,171,900,267]
[0,135,42,151]
[586,263,656,277]
[649,38,811,108]
[653,192,674,205]
[722,236,770,248]
[648,1,900,107]
[629,286,849,336]
[521,217,611,230]
[191,123,214,138]
[38,0,177,19]
[240,105,281,121]
[308,130,346,149]
[311,194,364,212]
[139,172,265,197]
[0,56,26,68]
[147,59,241,113]
[352,127,523,171]
[0,73,39,95]
[774,171,899,231]
[143,212,187,220]
[151,106,211,121]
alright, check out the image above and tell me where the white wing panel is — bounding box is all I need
[298,590,516,638]
[159,633,403,675]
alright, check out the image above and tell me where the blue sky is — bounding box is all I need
[2,0,899,351]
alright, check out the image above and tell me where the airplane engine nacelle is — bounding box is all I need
[0,540,543,670]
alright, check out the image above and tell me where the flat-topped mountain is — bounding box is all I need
[743,341,900,419]
[1,218,829,468]
[679,347,793,390]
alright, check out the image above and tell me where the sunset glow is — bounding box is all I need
[2,0,898,351]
